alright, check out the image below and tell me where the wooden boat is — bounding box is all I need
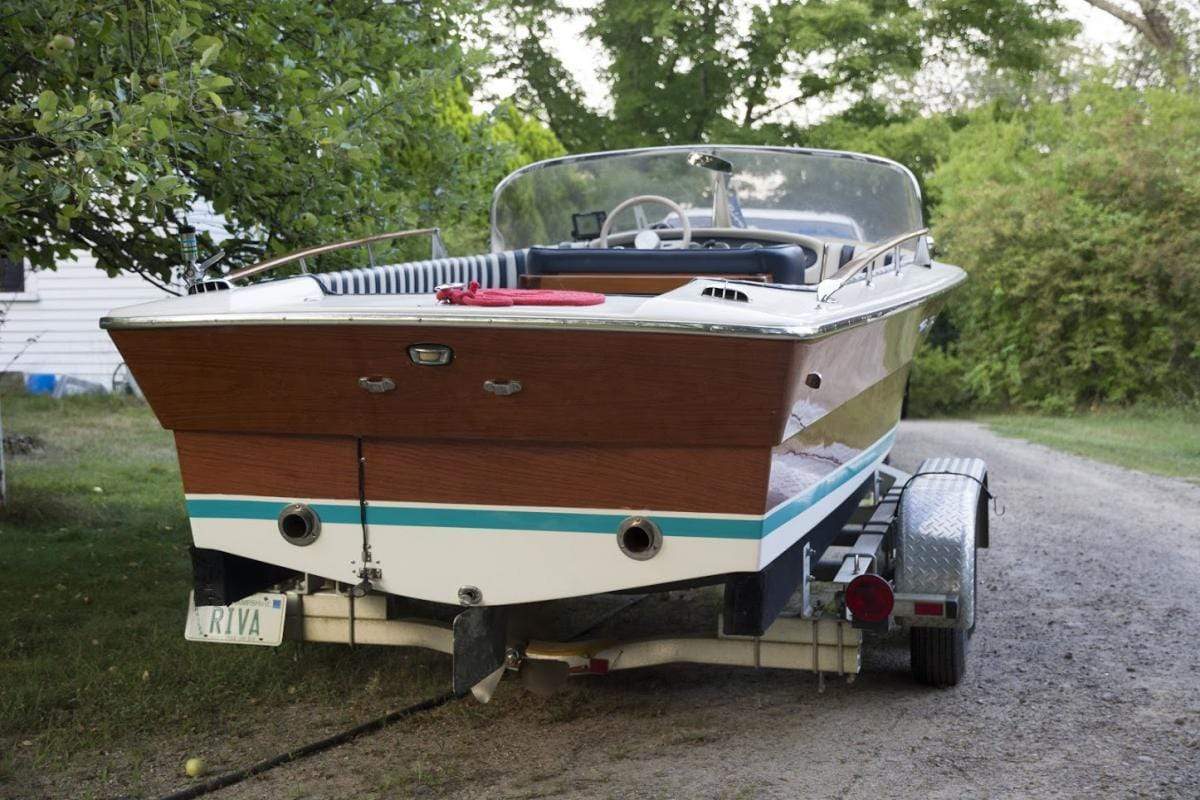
[104,146,965,663]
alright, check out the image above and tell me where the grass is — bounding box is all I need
[983,405,1200,483]
[0,394,447,797]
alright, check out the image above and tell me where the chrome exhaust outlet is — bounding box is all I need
[278,503,321,546]
[617,516,662,560]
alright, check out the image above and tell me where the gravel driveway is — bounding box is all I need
[207,420,1200,800]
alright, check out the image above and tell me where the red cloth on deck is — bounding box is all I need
[435,281,605,307]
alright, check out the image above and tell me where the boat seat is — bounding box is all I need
[312,250,528,295]
[308,241,858,295]
[525,244,817,286]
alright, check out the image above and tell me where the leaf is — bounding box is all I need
[37,91,58,115]
[205,91,225,110]
[150,118,170,141]
[335,78,361,96]
[200,41,223,68]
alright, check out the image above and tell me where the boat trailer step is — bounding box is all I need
[284,592,861,678]
[524,616,861,676]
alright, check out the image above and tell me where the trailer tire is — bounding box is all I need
[910,625,966,687]
[911,527,975,686]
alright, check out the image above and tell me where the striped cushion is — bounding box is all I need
[312,250,527,295]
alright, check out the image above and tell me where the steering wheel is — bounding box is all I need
[597,194,692,250]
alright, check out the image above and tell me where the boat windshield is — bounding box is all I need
[490,146,923,251]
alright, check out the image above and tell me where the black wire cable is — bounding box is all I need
[152,691,462,800]
[893,469,1004,517]
[149,593,650,800]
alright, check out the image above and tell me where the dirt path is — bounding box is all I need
[197,421,1200,800]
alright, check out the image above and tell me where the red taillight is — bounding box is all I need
[845,574,894,622]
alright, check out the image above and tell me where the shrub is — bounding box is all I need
[929,83,1200,409]
[906,347,975,418]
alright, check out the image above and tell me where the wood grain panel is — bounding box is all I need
[519,274,768,294]
[779,299,944,435]
[766,367,910,508]
[175,431,359,499]
[363,439,771,514]
[174,432,772,513]
[111,325,798,446]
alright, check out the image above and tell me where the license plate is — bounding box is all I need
[185,591,287,646]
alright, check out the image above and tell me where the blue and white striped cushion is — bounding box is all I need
[312,250,527,295]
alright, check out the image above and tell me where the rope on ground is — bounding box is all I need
[151,591,651,800]
[152,691,461,800]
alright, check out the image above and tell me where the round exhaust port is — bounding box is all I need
[278,503,321,546]
[617,516,662,561]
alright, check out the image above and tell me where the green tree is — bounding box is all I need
[0,0,525,284]
[493,0,1075,151]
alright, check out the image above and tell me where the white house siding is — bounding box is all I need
[0,254,171,390]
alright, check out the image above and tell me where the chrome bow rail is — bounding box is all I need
[219,227,448,284]
[816,228,930,303]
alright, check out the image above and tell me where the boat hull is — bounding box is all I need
[109,298,941,605]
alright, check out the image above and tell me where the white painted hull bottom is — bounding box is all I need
[186,429,895,606]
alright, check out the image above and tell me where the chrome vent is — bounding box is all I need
[701,285,749,302]
[187,280,232,295]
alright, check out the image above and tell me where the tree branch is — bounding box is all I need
[1080,0,1173,52]
[1083,0,1153,35]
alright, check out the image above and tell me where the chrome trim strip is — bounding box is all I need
[100,269,964,340]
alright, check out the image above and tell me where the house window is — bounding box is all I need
[0,257,23,293]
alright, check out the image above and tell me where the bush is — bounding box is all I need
[906,348,975,417]
[929,83,1200,410]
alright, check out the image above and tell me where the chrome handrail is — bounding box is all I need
[222,227,444,283]
[816,228,929,303]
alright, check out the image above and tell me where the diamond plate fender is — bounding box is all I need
[894,458,988,630]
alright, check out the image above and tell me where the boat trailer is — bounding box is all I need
[187,459,989,700]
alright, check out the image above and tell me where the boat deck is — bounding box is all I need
[102,263,965,340]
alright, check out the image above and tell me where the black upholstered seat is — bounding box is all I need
[308,242,834,295]
[524,244,817,285]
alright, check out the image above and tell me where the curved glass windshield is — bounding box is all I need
[490,146,923,251]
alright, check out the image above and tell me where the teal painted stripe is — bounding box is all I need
[186,499,362,525]
[365,505,762,539]
[184,427,894,541]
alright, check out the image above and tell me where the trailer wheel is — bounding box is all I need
[910,626,966,687]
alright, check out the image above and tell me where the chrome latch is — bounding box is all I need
[483,379,522,396]
[358,376,396,393]
[408,344,453,366]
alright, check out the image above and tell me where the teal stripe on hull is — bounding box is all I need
[186,499,363,525]
[365,505,762,539]
[185,428,895,541]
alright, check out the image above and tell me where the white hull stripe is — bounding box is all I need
[186,427,896,541]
